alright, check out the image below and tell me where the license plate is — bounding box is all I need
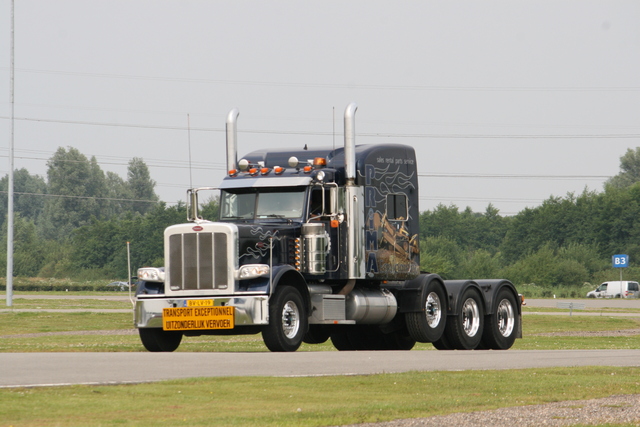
[163,302,234,331]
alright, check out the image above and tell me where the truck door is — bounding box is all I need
[308,185,340,275]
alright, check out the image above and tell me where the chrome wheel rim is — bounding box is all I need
[461,298,480,337]
[281,301,300,339]
[425,292,442,328]
[496,298,515,337]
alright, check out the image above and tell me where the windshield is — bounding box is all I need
[220,187,306,220]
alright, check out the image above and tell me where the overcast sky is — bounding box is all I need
[0,1,639,215]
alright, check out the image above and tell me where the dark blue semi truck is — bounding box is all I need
[134,103,522,352]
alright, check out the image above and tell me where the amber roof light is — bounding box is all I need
[313,157,327,167]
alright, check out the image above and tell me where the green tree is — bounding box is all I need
[39,147,103,240]
[127,157,159,215]
[200,196,219,220]
[606,147,640,189]
[69,202,187,276]
[500,244,591,288]
[419,235,463,279]
[104,171,132,217]
[458,249,502,279]
[0,168,47,226]
[419,204,462,243]
[0,214,48,276]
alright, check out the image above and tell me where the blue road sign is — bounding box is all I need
[612,254,629,268]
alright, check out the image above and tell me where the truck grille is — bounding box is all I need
[168,232,229,290]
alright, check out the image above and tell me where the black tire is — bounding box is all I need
[262,286,307,352]
[330,326,414,351]
[139,328,183,352]
[330,330,354,351]
[383,330,416,350]
[303,325,331,344]
[432,326,453,350]
[481,289,519,350]
[349,326,382,350]
[444,288,484,350]
[337,326,380,350]
[405,279,447,342]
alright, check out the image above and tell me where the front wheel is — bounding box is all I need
[262,286,308,352]
[139,328,183,352]
[481,289,519,350]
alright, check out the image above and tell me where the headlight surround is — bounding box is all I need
[137,267,165,282]
[237,264,270,280]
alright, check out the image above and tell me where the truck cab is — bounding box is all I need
[134,103,522,352]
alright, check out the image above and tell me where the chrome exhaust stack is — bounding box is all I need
[343,102,364,279]
[226,108,240,173]
[344,102,358,185]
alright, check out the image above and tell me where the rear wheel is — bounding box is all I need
[330,330,354,350]
[406,280,447,342]
[481,289,519,350]
[383,330,416,350]
[330,326,415,351]
[432,327,453,350]
[303,325,331,344]
[139,328,183,352]
[445,288,484,350]
[262,286,307,352]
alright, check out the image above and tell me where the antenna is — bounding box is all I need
[187,114,193,188]
[332,106,335,150]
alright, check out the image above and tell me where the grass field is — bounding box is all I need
[1,294,640,426]
[2,295,640,352]
[2,311,640,352]
[1,367,639,426]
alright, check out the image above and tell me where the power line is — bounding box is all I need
[0,152,612,181]
[0,190,170,204]
[0,144,613,181]
[419,172,610,180]
[1,115,639,140]
[420,196,543,204]
[6,67,640,92]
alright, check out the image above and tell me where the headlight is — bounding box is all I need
[237,264,270,280]
[138,267,165,282]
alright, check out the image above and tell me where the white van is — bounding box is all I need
[586,281,640,298]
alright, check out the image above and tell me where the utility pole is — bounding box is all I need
[6,0,15,306]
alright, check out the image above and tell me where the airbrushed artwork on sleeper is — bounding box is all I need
[360,147,420,281]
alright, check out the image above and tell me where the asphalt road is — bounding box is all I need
[2,296,640,388]
[2,349,640,388]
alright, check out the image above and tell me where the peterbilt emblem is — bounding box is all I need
[192,226,203,232]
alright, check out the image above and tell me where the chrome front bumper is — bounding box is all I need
[135,295,269,328]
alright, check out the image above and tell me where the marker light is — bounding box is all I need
[228,169,239,177]
[274,166,285,175]
[260,167,271,175]
[313,157,327,166]
[249,168,259,176]
[303,165,313,173]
